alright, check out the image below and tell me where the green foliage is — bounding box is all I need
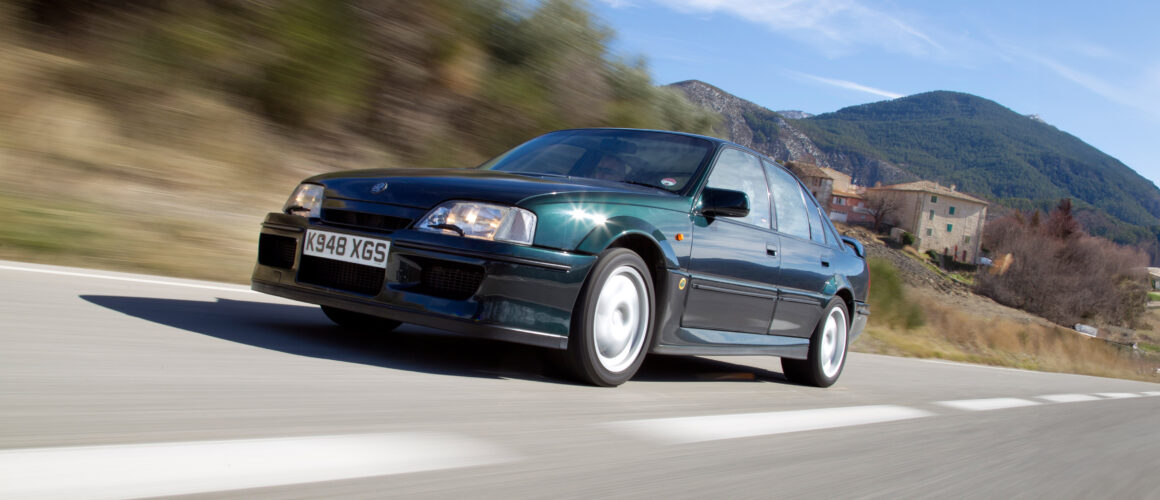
[868,258,925,330]
[791,91,1160,249]
[900,231,915,246]
[742,108,780,144]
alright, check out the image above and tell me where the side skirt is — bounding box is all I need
[651,327,810,359]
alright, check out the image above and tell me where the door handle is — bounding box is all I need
[820,258,831,267]
[766,244,777,257]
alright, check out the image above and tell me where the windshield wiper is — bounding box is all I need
[620,180,669,192]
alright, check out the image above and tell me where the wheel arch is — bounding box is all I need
[575,216,680,269]
[833,287,855,326]
[577,224,675,350]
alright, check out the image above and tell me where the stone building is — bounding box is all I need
[866,181,989,263]
[819,167,874,225]
[784,161,833,212]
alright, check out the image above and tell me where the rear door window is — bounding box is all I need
[763,160,810,240]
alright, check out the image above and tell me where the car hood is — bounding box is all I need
[306,168,680,209]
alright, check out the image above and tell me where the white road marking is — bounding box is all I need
[603,405,933,445]
[936,398,1041,411]
[1144,391,1160,397]
[918,359,1043,374]
[1037,394,1102,403]
[0,263,254,294]
[1095,392,1141,399]
[0,432,513,500]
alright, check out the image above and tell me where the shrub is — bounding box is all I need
[900,231,915,246]
[868,258,925,330]
[976,199,1149,327]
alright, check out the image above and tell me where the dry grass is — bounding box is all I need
[854,286,1160,381]
[0,45,395,283]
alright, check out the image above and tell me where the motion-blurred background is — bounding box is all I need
[0,0,715,281]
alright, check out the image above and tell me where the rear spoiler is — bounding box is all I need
[840,236,865,258]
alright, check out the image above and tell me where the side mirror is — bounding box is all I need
[841,236,865,258]
[701,187,750,218]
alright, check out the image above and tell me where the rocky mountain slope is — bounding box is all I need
[669,80,915,187]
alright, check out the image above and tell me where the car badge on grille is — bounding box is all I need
[370,182,389,194]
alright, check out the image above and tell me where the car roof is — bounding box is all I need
[551,127,733,146]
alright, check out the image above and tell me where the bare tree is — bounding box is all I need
[864,190,901,233]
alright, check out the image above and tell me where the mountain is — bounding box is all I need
[668,80,1160,247]
[777,110,814,119]
[670,80,916,188]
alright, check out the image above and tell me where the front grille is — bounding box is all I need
[297,255,385,295]
[258,233,296,268]
[416,262,485,300]
[322,208,411,232]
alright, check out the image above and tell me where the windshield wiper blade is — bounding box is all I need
[620,180,669,192]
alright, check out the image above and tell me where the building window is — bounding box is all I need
[964,235,971,243]
[926,228,932,236]
[931,195,938,203]
[949,206,956,215]
[946,223,953,232]
[929,209,934,220]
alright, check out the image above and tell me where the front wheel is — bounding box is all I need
[566,248,654,387]
[782,298,849,387]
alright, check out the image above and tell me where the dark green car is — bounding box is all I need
[253,128,869,387]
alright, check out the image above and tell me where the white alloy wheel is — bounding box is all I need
[592,265,650,373]
[818,305,848,379]
[781,298,850,387]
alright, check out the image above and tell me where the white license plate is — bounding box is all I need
[303,229,391,269]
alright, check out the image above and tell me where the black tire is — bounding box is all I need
[566,248,655,387]
[321,305,402,333]
[782,298,849,388]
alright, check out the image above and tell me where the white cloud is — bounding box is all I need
[998,41,1160,121]
[642,0,946,58]
[790,71,904,99]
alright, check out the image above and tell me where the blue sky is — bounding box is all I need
[592,0,1160,187]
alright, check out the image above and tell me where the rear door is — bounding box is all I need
[682,148,779,334]
[765,160,833,338]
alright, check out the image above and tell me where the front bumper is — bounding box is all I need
[252,213,596,349]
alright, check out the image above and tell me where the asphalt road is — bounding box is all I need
[1,260,1158,499]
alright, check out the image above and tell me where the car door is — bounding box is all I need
[765,160,833,338]
[682,148,779,334]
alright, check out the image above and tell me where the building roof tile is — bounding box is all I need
[868,180,989,205]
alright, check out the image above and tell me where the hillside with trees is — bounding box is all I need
[5,0,716,167]
[670,81,1160,255]
[795,92,1160,247]
[0,0,715,281]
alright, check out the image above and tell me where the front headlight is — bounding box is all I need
[283,183,324,218]
[416,201,536,245]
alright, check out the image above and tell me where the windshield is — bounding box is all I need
[479,129,716,192]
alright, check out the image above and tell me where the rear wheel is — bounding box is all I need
[782,298,848,387]
[321,305,402,333]
[567,248,654,387]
